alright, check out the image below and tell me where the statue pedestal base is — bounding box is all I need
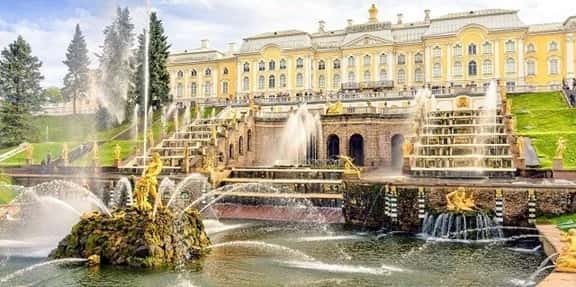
[114,159,121,168]
[553,158,564,170]
[517,158,526,169]
[26,159,32,166]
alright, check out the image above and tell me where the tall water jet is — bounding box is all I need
[133,103,140,141]
[274,104,322,166]
[476,80,499,169]
[110,177,134,208]
[142,0,151,168]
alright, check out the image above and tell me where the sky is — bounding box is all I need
[0,0,574,87]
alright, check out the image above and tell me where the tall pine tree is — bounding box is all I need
[62,24,90,114]
[128,31,145,117]
[0,36,44,147]
[148,12,170,110]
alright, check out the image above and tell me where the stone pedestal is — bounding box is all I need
[26,159,32,166]
[517,158,526,170]
[553,158,564,170]
[114,159,121,168]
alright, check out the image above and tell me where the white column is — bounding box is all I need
[304,56,311,90]
[495,41,501,78]
[567,33,575,78]
[287,58,292,94]
[517,39,525,85]
[213,68,218,98]
[446,44,452,82]
[425,46,431,83]
[355,54,361,85]
[251,61,257,94]
[237,62,242,96]
[406,52,412,85]
[373,53,378,82]
[388,52,394,82]
[341,55,348,84]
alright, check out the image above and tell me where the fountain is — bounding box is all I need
[273,104,322,166]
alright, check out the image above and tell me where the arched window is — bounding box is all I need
[258,61,265,71]
[414,52,423,64]
[296,58,304,69]
[326,134,340,160]
[468,61,477,76]
[176,83,183,97]
[258,76,265,89]
[505,40,515,53]
[222,81,229,94]
[397,54,406,65]
[453,61,462,76]
[468,43,477,55]
[482,42,492,54]
[397,69,405,84]
[243,62,250,72]
[348,134,364,166]
[549,41,558,51]
[247,130,252,152]
[242,77,249,91]
[333,74,340,89]
[549,59,559,75]
[433,47,441,58]
[279,59,287,69]
[296,73,304,87]
[319,75,325,89]
[190,82,197,97]
[483,59,492,75]
[177,70,184,78]
[318,60,326,70]
[347,56,355,67]
[238,136,244,156]
[347,71,355,82]
[453,44,462,57]
[279,74,286,88]
[363,70,371,81]
[333,59,341,69]
[191,69,197,77]
[203,82,211,96]
[268,75,275,88]
[269,60,275,70]
[414,68,423,82]
[527,43,536,53]
[223,67,229,75]
[433,63,441,78]
[379,53,387,65]
[363,55,371,66]
[379,69,387,81]
[526,60,536,76]
[506,58,516,74]
[205,68,212,76]
[228,144,234,160]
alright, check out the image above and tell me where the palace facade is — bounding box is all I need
[167,4,576,100]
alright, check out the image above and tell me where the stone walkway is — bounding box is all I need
[536,225,576,287]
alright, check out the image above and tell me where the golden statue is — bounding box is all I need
[211,126,218,145]
[402,142,414,158]
[455,96,470,109]
[506,99,512,115]
[446,187,476,212]
[92,142,99,164]
[555,137,567,159]
[133,152,163,211]
[62,143,69,166]
[516,136,525,159]
[338,155,361,178]
[326,101,344,115]
[147,129,154,148]
[174,113,179,132]
[113,144,122,162]
[556,229,576,273]
[25,143,33,164]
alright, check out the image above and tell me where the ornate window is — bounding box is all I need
[205,68,212,76]
[279,74,286,88]
[397,54,406,65]
[397,69,405,84]
[318,60,326,70]
[379,53,387,65]
[468,43,477,55]
[191,69,197,77]
[453,44,462,57]
[415,68,424,82]
[527,43,535,53]
[453,61,462,76]
[319,75,325,89]
[433,47,441,58]
[414,53,423,64]
[258,61,265,71]
[222,81,228,94]
[483,60,492,75]
[526,60,536,76]
[203,81,211,96]
[506,58,516,74]
[549,59,559,75]
[379,69,387,81]
[363,70,371,81]
[468,61,477,76]
[333,59,341,69]
[190,82,197,97]
[482,42,492,54]
[333,74,341,89]
[242,77,249,91]
[177,70,184,78]
[296,73,304,87]
[505,40,515,53]
[243,62,250,72]
[347,56,355,67]
[223,67,229,75]
[258,76,265,89]
[433,63,441,78]
[347,71,355,82]
[279,59,287,69]
[296,58,304,69]
[363,55,371,66]
[269,60,276,70]
[549,41,559,52]
[268,75,275,88]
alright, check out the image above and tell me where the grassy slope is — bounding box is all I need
[509,91,576,168]
[0,189,16,204]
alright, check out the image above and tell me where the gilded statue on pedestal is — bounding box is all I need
[326,101,344,115]
[556,229,576,272]
[446,187,476,212]
[92,142,99,165]
[147,129,154,148]
[555,137,567,159]
[402,142,414,158]
[134,152,163,211]
[338,155,361,178]
[113,144,122,164]
[61,143,69,166]
[25,143,33,164]
[516,136,524,159]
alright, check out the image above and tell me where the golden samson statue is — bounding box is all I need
[557,229,576,272]
[446,187,476,212]
[134,152,163,211]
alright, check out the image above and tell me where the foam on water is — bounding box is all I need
[210,241,314,261]
[277,260,407,275]
[295,235,365,242]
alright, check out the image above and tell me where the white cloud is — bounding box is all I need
[0,0,575,87]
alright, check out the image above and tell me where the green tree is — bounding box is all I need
[148,12,171,110]
[0,36,44,147]
[62,24,90,114]
[126,31,144,121]
[44,86,63,103]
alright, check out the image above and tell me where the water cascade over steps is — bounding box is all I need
[421,212,503,240]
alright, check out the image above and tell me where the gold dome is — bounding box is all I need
[368,4,378,23]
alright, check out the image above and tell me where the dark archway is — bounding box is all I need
[327,134,340,160]
[348,134,364,166]
[391,134,404,169]
[238,136,244,155]
[247,129,252,152]
[229,144,234,160]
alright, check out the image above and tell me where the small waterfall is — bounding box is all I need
[421,212,502,240]
[111,177,133,209]
[273,104,322,166]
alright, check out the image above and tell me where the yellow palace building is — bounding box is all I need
[167,4,576,101]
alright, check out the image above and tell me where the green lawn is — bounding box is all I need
[0,142,78,166]
[510,91,576,168]
[73,140,138,167]
[536,213,576,227]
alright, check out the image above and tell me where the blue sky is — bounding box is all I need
[0,0,574,87]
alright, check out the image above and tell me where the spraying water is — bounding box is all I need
[274,104,322,166]
[141,0,151,170]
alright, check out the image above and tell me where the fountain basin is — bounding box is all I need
[49,207,210,268]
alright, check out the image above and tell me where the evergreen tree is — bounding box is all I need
[148,12,171,110]
[0,36,44,147]
[127,31,145,119]
[62,24,90,114]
